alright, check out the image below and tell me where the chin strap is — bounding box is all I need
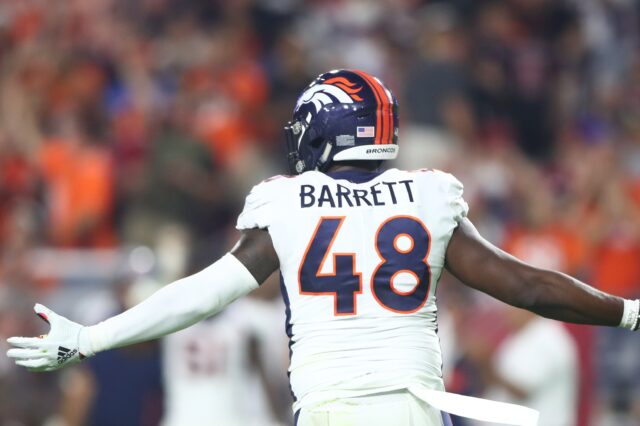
[316,142,334,172]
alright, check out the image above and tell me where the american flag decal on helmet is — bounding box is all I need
[357,126,375,138]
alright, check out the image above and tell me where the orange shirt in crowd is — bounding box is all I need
[502,225,587,275]
[591,236,640,298]
[586,179,640,298]
[38,138,115,247]
[194,61,268,168]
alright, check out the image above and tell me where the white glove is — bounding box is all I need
[6,304,94,372]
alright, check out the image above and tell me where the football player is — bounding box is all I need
[161,296,285,426]
[7,70,638,426]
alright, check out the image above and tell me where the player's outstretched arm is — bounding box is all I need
[445,218,635,328]
[6,229,280,372]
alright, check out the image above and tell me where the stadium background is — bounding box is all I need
[0,0,639,425]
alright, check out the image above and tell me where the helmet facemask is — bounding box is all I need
[285,118,336,175]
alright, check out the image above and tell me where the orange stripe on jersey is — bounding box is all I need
[352,70,384,144]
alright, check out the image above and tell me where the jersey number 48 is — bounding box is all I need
[299,216,432,316]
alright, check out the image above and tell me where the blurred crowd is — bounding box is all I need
[0,0,639,425]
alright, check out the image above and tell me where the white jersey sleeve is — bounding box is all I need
[236,176,288,230]
[434,170,468,224]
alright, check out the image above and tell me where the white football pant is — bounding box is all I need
[296,389,450,426]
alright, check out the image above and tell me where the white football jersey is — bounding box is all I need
[161,298,280,426]
[236,168,468,413]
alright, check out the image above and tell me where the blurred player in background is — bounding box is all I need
[6,70,640,426]
[161,285,288,426]
[468,306,578,426]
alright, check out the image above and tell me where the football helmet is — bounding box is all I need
[285,69,399,174]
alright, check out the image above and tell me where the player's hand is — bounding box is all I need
[6,304,94,372]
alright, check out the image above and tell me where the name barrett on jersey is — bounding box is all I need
[299,179,416,208]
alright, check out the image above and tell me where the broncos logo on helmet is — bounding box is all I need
[295,77,364,115]
[285,69,399,174]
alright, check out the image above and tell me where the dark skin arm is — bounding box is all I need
[230,228,280,285]
[445,218,623,326]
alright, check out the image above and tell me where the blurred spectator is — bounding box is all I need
[404,3,469,128]
[472,307,578,426]
[38,121,115,248]
[119,107,223,245]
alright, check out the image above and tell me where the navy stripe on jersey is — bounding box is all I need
[327,169,386,184]
[279,272,298,403]
[442,411,454,426]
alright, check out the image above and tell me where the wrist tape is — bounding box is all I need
[619,299,640,331]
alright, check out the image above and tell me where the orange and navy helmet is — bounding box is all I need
[285,69,399,174]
